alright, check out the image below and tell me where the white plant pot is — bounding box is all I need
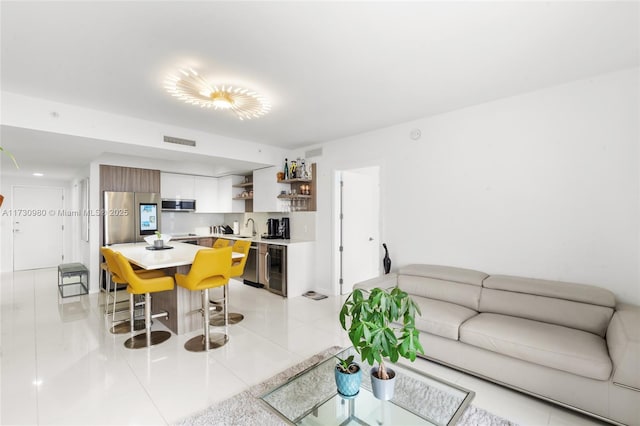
[370,366,396,400]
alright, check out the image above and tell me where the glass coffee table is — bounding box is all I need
[261,347,474,426]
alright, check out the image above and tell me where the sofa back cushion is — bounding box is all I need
[480,275,615,337]
[398,265,488,311]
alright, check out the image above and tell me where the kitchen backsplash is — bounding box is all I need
[225,212,316,240]
[161,211,315,240]
[161,212,225,235]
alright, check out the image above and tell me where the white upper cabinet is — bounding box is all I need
[218,175,245,213]
[194,176,219,213]
[253,166,288,212]
[161,173,195,199]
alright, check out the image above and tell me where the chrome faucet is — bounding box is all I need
[246,218,256,236]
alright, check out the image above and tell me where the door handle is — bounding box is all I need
[369,237,374,241]
[266,252,271,282]
[263,252,268,282]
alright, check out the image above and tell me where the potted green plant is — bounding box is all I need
[334,354,362,397]
[0,147,19,207]
[339,287,424,400]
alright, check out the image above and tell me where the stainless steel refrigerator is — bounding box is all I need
[103,191,162,245]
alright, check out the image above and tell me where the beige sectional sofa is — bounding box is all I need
[354,264,640,425]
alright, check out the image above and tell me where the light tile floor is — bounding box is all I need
[1,268,607,425]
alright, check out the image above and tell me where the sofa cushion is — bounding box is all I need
[398,265,488,310]
[399,265,488,286]
[410,298,478,341]
[484,275,616,307]
[459,313,612,380]
[479,288,614,337]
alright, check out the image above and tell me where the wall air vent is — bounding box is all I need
[163,136,196,147]
[305,147,323,158]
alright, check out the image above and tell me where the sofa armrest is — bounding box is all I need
[607,303,640,391]
[352,273,398,293]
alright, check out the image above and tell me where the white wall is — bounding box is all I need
[311,68,640,304]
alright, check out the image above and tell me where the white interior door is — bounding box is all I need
[13,186,64,270]
[340,167,380,294]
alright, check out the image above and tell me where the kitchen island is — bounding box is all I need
[107,242,243,334]
[171,234,315,298]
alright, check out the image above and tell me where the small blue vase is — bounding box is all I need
[335,364,362,397]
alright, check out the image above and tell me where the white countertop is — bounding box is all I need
[108,241,243,270]
[170,233,313,246]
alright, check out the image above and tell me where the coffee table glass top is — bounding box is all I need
[260,347,474,426]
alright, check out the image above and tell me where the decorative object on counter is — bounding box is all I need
[164,67,271,120]
[383,243,391,274]
[339,287,424,400]
[233,221,239,235]
[144,233,172,246]
[334,354,362,397]
[290,160,297,178]
[283,158,289,180]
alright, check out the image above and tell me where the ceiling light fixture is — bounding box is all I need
[164,68,271,120]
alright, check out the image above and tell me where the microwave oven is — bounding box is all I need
[161,199,196,212]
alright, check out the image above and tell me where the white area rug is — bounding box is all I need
[175,346,518,426]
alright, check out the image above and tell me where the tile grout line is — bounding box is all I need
[119,338,172,425]
[31,270,41,425]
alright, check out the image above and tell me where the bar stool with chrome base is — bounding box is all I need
[175,247,232,352]
[210,240,251,326]
[210,239,231,312]
[113,252,175,349]
[101,247,165,334]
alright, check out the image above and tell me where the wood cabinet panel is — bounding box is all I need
[100,165,161,193]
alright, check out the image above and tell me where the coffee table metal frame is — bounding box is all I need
[260,347,475,426]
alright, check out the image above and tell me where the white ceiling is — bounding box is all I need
[1,1,638,177]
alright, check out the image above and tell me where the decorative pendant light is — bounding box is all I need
[165,68,271,120]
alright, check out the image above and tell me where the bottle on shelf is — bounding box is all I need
[284,158,289,180]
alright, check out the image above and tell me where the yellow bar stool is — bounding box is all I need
[113,252,175,349]
[101,247,166,334]
[210,239,251,326]
[213,238,230,248]
[208,239,232,315]
[175,247,232,352]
